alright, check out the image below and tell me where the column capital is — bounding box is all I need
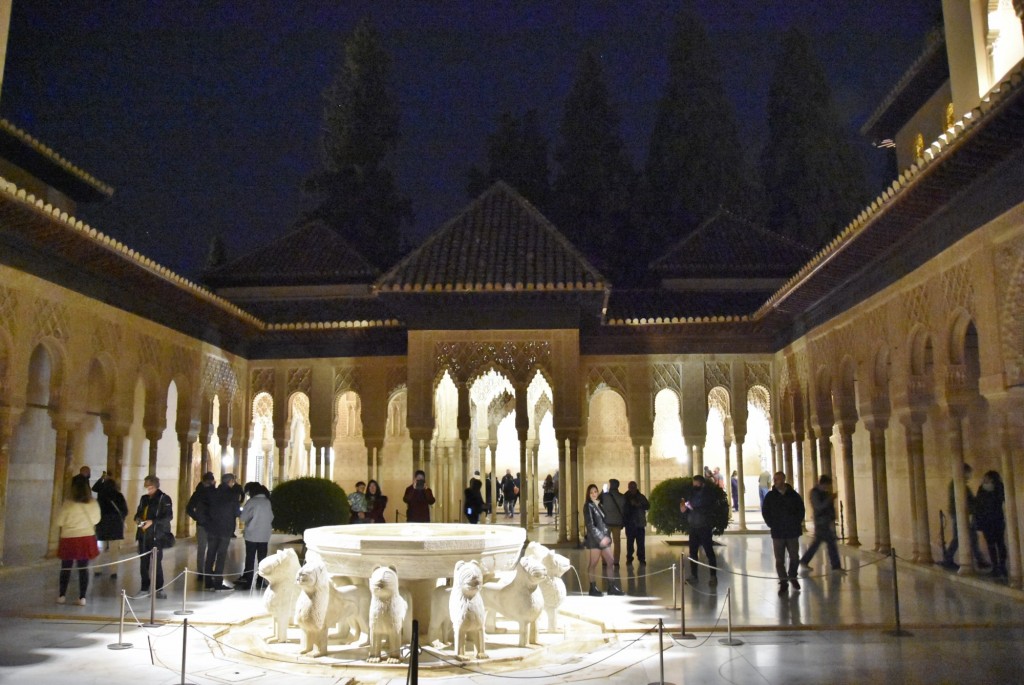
[861,414,889,433]
[897,408,928,428]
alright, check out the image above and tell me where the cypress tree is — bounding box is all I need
[761,28,868,250]
[303,17,412,269]
[467,109,551,211]
[645,9,754,250]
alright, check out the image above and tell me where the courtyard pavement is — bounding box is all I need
[1,506,1022,684]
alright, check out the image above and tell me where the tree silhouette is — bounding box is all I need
[645,8,758,251]
[303,17,412,269]
[552,49,638,283]
[466,109,551,211]
[761,28,868,250]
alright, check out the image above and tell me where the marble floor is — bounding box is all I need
[1,511,1022,684]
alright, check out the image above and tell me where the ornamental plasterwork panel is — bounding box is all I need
[905,282,932,332]
[704,361,730,394]
[387,365,407,396]
[287,367,312,396]
[831,325,855,363]
[748,384,771,416]
[435,341,552,384]
[745,362,771,391]
[90,320,122,356]
[941,261,976,319]
[534,392,552,426]
[807,336,833,370]
[334,366,358,395]
[995,234,1024,385]
[488,390,514,426]
[650,363,682,396]
[0,285,18,338]
[138,334,162,370]
[251,368,275,397]
[33,297,69,342]
[203,355,239,399]
[587,364,627,399]
[170,345,199,385]
[707,385,731,417]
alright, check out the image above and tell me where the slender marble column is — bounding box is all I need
[997,408,1022,587]
[866,421,891,553]
[838,424,860,546]
[948,413,974,575]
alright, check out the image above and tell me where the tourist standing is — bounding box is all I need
[975,470,1007,578]
[133,474,172,599]
[56,476,100,605]
[944,463,986,569]
[599,479,626,566]
[730,470,739,512]
[762,471,805,595]
[500,470,516,518]
[464,477,486,524]
[799,475,844,573]
[758,470,772,507]
[349,481,368,523]
[235,482,273,590]
[403,470,435,523]
[92,473,128,576]
[204,473,239,591]
[680,475,718,587]
[366,480,388,522]
[542,474,555,517]
[583,483,623,597]
[186,471,216,585]
[623,480,650,565]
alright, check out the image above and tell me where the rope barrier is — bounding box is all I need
[680,548,889,581]
[186,623,367,665]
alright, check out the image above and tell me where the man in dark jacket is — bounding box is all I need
[204,473,239,591]
[186,472,216,586]
[799,474,844,573]
[623,480,650,565]
[600,479,627,566]
[762,471,806,594]
[680,475,718,586]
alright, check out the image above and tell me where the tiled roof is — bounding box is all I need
[376,181,606,292]
[651,209,812,279]
[203,219,379,288]
[606,288,767,324]
[239,296,400,327]
[0,119,114,202]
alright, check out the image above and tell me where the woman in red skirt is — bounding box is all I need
[56,477,101,605]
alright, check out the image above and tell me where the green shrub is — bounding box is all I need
[649,477,730,536]
[270,477,350,536]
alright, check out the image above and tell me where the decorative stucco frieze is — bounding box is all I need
[0,285,18,340]
[287,367,312,396]
[650,362,682,396]
[435,341,552,385]
[745,361,771,392]
[334,366,358,395]
[995,234,1024,386]
[251,368,275,396]
[203,355,239,399]
[704,361,730,394]
[33,297,69,343]
[387,365,407,397]
[90,320,122,356]
[587,364,627,399]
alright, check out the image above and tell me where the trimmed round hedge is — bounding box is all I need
[270,477,350,536]
[649,476,730,536]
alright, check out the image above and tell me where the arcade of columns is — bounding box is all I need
[2,196,1024,585]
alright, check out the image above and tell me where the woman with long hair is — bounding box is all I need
[56,477,101,605]
[582,483,623,597]
[366,479,388,523]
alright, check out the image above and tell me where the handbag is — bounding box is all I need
[157,528,176,549]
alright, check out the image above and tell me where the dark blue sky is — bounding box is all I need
[1,1,941,279]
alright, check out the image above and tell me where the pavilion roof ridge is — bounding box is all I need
[375,180,608,293]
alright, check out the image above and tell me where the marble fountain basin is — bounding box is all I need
[304,523,526,580]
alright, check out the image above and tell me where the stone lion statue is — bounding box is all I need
[330,579,371,646]
[481,555,545,647]
[295,560,348,657]
[526,541,571,632]
[367,565,407,663]
[257,548,300,644]
[429,560,488,659]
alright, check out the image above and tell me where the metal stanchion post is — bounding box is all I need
[647,618,676,685]
[143,547,159,627]
[884,548,912,637]
[672,553,695,640]
[179,618,195,685]
[671,562,677,610]
[409,619,419,685]
[717,588,743,646]
[107,589,133,650]
[175,568,194,616]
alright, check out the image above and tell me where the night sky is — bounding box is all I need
[1,1,941,279]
